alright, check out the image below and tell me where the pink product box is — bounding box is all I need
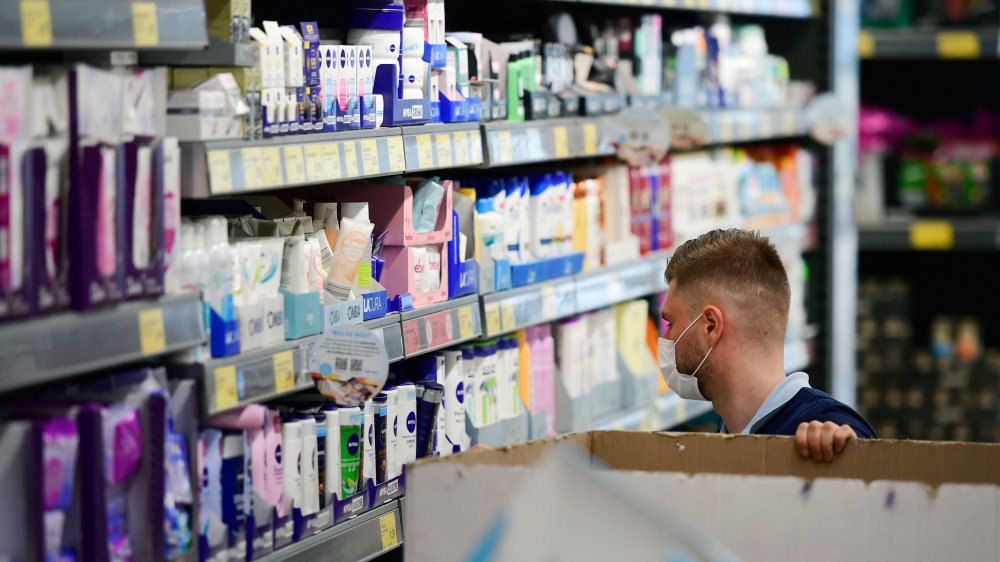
[310,180,453,246]
[380,243,449,308]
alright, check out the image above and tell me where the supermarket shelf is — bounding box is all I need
[700,108,806,145]
[256,500,401,562]
[859,28,998,60]
[0,0,208,50]
[141,37,258,67]
[365,313,405,364]
[858,219,1000,251]
[186,337,317,418]
[574,252,669,313]
[181,128,407,197]
[400,295,483,358]
[548,0,812,18]
[401,122,484,172]
[0,293,205,393]
[480,117,611,168]
[481,277,578,338]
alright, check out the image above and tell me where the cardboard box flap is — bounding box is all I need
[414,432,592,468]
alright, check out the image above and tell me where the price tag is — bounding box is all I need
[697,0,709,9]
[434,133,453,168]
[582,122,599,155]
[207,150,233,194]
[137,308,166,355]
[385,136,406,172]
[759,114,773,139]
[240,147,264,189]
[283,145,306,185]
[738,116,752,140]
[719,116,734,142]
[457,306,475,339]
[453,130,470,166]
[379,513,398,549]
[213,366,239,411]
[484,302,501,335]
[552,126,570,158]
[858,31,875,59]
[317,142,342,180]
[501,302,516,331]
[131,2,159,47]
[683,0,696,7]
[495,130,514,163]
[19,0,52,47]
[937,31,980,59]
[910,220,954,250]
[782,110,797,136]
[540,285,556,319]
[273,350,297,392]
[360,138,380,175]
[402,320,421,354]
[258,146,283,187]
[414,133,434,169]
[342,141,359,177]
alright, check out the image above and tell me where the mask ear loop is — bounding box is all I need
[690,346,714,377]
[675,312,705,343]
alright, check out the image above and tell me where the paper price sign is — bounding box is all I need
[20,0,52,47]
[207,150,233,194]
[552,126,570,158]
[910,221,954,250]
[495,130,514,163]
[240,147,264,189]
[360,138,380,175]
[259,146,283,186]
[315,143,342,180]
[131,2,159,47]
[937,31,980,59]
[501,302,517,331]
[434,133,453,168]
[385,136,406,172]
[582,122,599,155]
[484,303,501,335]
[138,308,166,355]
[457,306,475,339]
[453,131,471,165]
[379,513,398,548]
[402,321,421,353]
[342,142,360,177]
[213,366,239,411]
[272,350,296,392]
[283,145,306,184]
[414,134,435,169]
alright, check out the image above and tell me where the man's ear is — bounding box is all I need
[702,304,725,347]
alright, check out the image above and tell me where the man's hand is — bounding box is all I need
[795,421,857,462]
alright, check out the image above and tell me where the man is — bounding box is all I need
[660,228,875,462]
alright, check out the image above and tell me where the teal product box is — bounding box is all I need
[280,289,323,339]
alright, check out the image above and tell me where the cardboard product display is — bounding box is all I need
[407,431,1000,562]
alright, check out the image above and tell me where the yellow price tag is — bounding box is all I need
[719,116,734,142]
[360,138,380,175]
[457,306,474,339]
[137,308,166,355]
[484,303,501,336]
[909,220,954,250]
[206,150,233,194]
[258,146,283,187]
[272,350,297,393]
[303,144,326,181]
[316,142,342,180]
[434,133,453,168]
[378,513,398,549]
[937,31,980,59]
[501,302,516,331]
[683,0,696,7]
[738,117,752,140]
[453,131,470,166]
[131,2,159,47]
[540,285,556,318]
[495,130,514,163]
[240,147,263,189]
[552,126,570,158]
[697,0,709,8]
[759,114,773,139]
[213,366,239,411]
[414,133,434,169]
[19,0,52,47]
[283,145,306,185]
[582,122,599,155]
[782,110,797,135]
[858,31,875,59]
[342,141,359,177]
[385,136,406,172]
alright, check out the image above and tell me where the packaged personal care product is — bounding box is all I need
[321,405,340,505]
[361,399,376,488]
[411,177,446,233]
[281,417,302,515]
[442,350,466,454]
[220,430,246,558]
[396,383,417,466]
[373,393,388,484]
[415,382,443,458]
[384,389,400,479]
[326,217,375,302]
[338,408,363,498]
[299,415,319,516]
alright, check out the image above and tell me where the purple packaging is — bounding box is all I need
[121,140,165,300]
[67,67,125,310]
[31,144,72,316]
[0,144,39,323]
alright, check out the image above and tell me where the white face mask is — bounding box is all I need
[658,313,714,402]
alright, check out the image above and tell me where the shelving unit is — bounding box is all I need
[400,295,483,358]
[859,219,1000,251]
[480,117,612,167]
[401,122,484,172]
[0,293,205,393]
[547,0,813,18]
[255,500,402,562]
[0,0,208,50]
[859,28,999,60]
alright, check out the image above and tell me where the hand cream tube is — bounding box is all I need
[321,405,340,505]
[280,236,310,294]
[325,217,374,302]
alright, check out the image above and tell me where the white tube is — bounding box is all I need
[361,399,376,489]
[385,389,400,479]
[443,351,465,454]
[299,416,319,516]
[281,417,303,513]
[396,384,417,466]
[322,407,340,506]
[325,217,374,302]
[305,237,324,292]
[280,236,310,294]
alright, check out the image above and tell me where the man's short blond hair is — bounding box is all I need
[666,229,790,341]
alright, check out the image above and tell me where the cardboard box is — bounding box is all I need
[407,431,1000,561]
